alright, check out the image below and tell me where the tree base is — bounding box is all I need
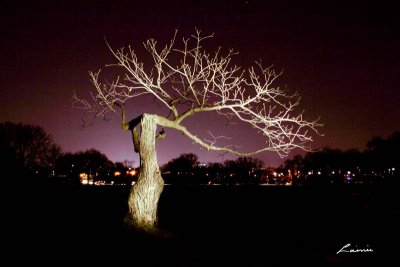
[123,216,176,239]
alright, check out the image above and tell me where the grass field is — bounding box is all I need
[4,180,398,266]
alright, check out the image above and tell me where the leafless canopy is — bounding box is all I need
[73,29,322,157]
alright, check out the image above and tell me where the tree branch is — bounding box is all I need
[155,115,318,158]
[75,29,322,158]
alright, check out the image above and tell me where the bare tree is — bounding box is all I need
[73,29,322,231]
[0,122,62,176]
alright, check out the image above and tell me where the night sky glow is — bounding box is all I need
[1,0,399,167]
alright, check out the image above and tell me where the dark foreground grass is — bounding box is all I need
[4,180,398,266]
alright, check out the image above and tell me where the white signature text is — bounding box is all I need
[336,243,374,254]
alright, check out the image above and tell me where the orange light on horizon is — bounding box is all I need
[126,169,137,176]
[80,172,88,185]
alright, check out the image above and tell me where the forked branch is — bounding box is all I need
[73,29,322,157]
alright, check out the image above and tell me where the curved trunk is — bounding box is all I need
[126,114,164,231]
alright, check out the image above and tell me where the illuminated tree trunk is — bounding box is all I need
[126,114,164,231]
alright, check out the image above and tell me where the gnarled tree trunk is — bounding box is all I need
[125,114,164,231]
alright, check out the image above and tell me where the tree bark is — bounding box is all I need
[125,114,164,231]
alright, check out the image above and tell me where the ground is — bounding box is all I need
[5,179,397,266]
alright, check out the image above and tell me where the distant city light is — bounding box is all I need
[79,172,88,184]
[114,171,121,176]
[126,169,137,176]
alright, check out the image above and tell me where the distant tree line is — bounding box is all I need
[0,122,137,185]
[55,151,138,185]
[283,131,400,184]
[162,132,400,185]
[162,153,266,185]
[54,149,113,184]
[2,121,398,186]
[0,122,61,178]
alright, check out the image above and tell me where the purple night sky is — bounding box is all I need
[1,0,399,167]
